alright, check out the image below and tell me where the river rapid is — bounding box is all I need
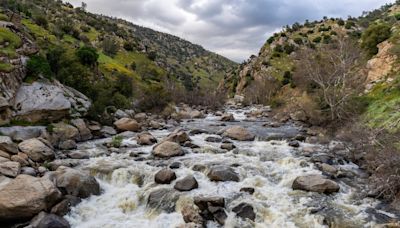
[63,107,397,228]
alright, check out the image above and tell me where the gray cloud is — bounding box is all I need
[68,0,394,62]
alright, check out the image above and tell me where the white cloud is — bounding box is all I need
[67,0,395,62]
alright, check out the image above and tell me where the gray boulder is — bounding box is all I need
[0,126,47,141]
[70,119,92,141]
[152,141,185,158]
[174,175,198,191]
[208,166,239,182]
[30,211,70,228]
[292,174,340,194]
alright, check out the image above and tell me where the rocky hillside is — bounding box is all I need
[0,0,236,126]
[220,2,400,132]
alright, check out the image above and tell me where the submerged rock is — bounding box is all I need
[292,174,340,194]
[220,113,235,122]
[51,195,81,216]
[232,202,256,221]
[223,126,255,141]
[152,141,185,158]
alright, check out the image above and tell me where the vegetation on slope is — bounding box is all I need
[0,0,236,121]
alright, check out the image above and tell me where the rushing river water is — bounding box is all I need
[64,107,397,228]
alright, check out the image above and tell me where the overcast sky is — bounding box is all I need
[67,0,394,62]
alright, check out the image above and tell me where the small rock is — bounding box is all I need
[181,205,203,225]
[223,126,255,141]
[21,166,37,176]
[67,151,89,159]
[0,161,20,177]
[70,119,92,141]
[192,164,206,172]
[174,175,198,191]
[114,118,141,132]
[240,187,255,195]
[51,195,81,216]
[59,140,77,150]
[220,143,236,151]
[30,212,70,228]
[220,113,234,122]
[208,166,239,182]
[169,162,181,169]
[100,126,117,137]
[137,132,157,145]
[11,153,29,166]
[0,136,18,154]
[183,141,200,149]
[205,136,222,143]
[288,140,300,148]
[155,168,176,184]
[232,203,256,221]
[152,141,185,158]
[189,129,208,135]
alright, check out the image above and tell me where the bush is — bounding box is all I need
[111,135,123,148]
[147,51,157,61]
[102,36,119,56]
[34,16,48,28]
[267,36,275,44]
[294,37,303,45]
[130,61,136,70]
[26,55,52,80]
[76,46,99,66]
[283,44,295,54]
[282,71,293,85]
[123,41,135,51]
[337,19,345,26]
[273,44,283,52]
[312,36,322,43]
[361,23,391,56]
[345,21,355,29]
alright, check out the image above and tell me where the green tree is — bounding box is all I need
[26,55,52,79]
[76,46,99,66]
[361,23,391,56]
[102,36,119,56]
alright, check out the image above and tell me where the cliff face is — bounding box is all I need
[0,16,38,125]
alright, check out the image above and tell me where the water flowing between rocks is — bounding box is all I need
[64,107,396,228]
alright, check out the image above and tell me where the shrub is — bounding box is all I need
[322,34,332,44]
[147,51,157,61]
[136,83,171,111]
[337,19,345,26]
[294,37,303,45]
[283,44,295,54]
[273,44,283,52]
[361,23,391,56]
[102,36,119,56]
[76,46,99,66]
[123,41,135,51]
[34,16,48,28]
[111,135,123,148]
[26,55,52,80]
[312,36,322,43]
[345,21,355,29]
[267,36,275,44]
[282,71,293,85]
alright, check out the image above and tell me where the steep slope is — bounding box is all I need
[0,0,237,124]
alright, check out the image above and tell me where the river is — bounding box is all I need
[63,107,397,228]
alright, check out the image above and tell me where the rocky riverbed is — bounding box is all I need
[0,106,399,227]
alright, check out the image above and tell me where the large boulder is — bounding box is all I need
[0,175,62,221]
[152,141,185,158]
[70,119,92,141]
[223,126,255,141]
[208,166,239,182]
[13,81,91,123]
[232,203,256,221]
[137,132,157,145]
[0,136,18,154]
[0,161,20,177]
[292,174,340,194]
[18,138,55,162]
[48,166,100,198]
[0,126,47,141]
[114,118,141,132]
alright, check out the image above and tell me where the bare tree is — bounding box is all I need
[294,35,366,121]
[243,76,280,105]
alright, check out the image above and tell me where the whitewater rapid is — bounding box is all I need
[64,108,393,228]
